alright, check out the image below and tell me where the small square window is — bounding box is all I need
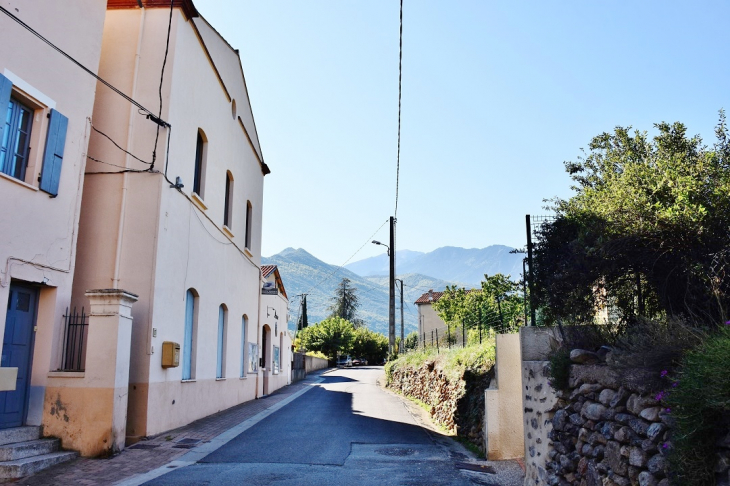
[1,96,34,181]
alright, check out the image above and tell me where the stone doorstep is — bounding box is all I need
[0,451,78,479]
[0,426,40,447]
[0,438,60,461]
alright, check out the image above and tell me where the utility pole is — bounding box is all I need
[396,279,404,352]
[525,214,536,326]
[389,216,396,356]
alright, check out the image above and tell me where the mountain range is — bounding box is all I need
[263,245,524,336]
[345,245,523,286]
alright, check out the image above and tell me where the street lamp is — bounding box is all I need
[372,240,390,256]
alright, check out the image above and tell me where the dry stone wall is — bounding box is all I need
[547,352,670,486]
[387,360,492,453]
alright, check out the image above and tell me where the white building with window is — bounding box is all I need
[41,0,277,454]
[0,0,106,456]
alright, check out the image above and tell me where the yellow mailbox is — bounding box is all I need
[161,341,180,368]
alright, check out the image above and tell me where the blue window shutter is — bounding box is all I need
[0,75,12,152]
[40,109,68,197]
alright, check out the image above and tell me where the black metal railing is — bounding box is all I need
[61,307,87,371]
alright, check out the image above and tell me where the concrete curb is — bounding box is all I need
[114,376,324,486]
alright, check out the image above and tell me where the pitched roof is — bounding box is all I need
[414,289,478,305]
[261,265,288,300]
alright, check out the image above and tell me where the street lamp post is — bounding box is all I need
[372,217,396,356]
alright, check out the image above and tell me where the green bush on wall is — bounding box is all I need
[664,326,730,486]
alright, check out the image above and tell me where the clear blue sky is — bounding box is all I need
[194,0,730,266]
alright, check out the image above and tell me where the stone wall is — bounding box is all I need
[304,355,328,373]
[547,352,669,486]
[387,359,492,453]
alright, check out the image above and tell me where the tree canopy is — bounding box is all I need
[534,112,730,325]
[296,317,388,362]
[328,278,364,327]
[432,274,525,333]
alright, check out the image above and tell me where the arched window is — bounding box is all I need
[217,304,227,379]
[183,289,199,380]
[245,201,252,249]
[193,129,207,197]
[240,315,248,377]
[223,171,233,228]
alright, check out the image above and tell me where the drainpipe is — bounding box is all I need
[112,8,147,288]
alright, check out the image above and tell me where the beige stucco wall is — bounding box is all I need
[485,333,525,460]
[0,0,106,427]
[72,6,268,440]
[416,303,445,342]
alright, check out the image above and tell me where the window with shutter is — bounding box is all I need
[39,109,68,196]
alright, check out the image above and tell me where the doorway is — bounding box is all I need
[0,283,37,429]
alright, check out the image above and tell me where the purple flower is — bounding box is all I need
[655,391,665,401]
[660,370,668,378]
[664,407,671,414]
[672,382,678,388]
[662,442,670,449]
[725,320,730,326]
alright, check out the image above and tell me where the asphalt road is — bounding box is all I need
[142,367,523,486]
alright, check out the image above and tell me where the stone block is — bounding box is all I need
[571,349,601,364]
[638,471,658,486]
[646,423,665,441]
[647,453,668,476]
[639,407,662,422]
[599,389,616,406]
[582,402,607,421]
[629,447,647,467]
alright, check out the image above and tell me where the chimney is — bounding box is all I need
[428,289,433,301]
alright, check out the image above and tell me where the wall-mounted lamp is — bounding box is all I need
[267,306,278,320]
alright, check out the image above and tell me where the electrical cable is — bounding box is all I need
[0,4,164,122]
[90,123,152,165]
[394,0,403,219]
[301,218,390,296]
[150,0,174,170]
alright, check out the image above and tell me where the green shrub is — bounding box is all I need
[547,347,572,391]
[664,326,730,486]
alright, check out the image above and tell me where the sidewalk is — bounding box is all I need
[17,371,331,486]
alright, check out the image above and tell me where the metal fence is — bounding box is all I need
[415,320,517,352]
[61,307,88,371]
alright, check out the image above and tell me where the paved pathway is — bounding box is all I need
[17,372,327,486]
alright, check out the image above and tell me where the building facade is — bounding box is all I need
[36,0,286,455]
[0,0,107,432]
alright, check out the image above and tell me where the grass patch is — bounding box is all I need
[664,325,730,486]
[387,339,496,382]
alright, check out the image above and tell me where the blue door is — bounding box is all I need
[0,284,37,429]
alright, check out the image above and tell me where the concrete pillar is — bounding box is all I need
[43,289,137,457]
[484,333,525,460]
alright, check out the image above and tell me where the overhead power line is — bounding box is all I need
[394,0,404,219]
[0,4,166,123]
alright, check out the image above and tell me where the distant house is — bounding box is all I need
[259,265,292,394]
[415,288,478,344]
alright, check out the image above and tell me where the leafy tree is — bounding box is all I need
[297,295,308,330]
[351,327,388,363]
[534,112,730,325]
[404,331,419,350]
[432,274,525,335]
[296,317,355,360]
[328,278,363,327]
